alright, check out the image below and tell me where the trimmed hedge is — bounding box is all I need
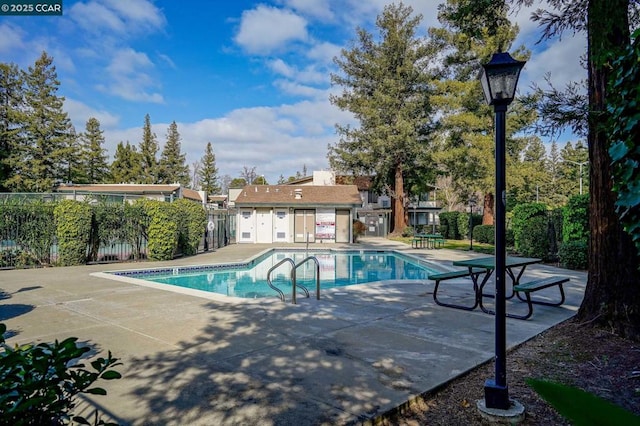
[174,199,207,256]
[141,200,178,261]
[563,194,589,243]
[439,211,461,239]
[559,240,588,270]
[512,203,547,254]
[54,200,92,266]
[517,215,550,259]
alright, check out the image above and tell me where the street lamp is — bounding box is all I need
[468,197,477,251]
[562,159,588,195]
[479,51,525,411]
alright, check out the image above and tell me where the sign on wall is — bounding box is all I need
[315,208,336,240]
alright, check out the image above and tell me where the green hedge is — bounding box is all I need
[439,211,461,239]
[512,203,547,254]
[141,200,178,261]
[458,213,481,240]
[54,200,92,266]
[174,199,207,256]
[473,225,494,244]
[563,194,589,243]
[518,215,551,259]
[558,240,588,270]
[0,201,55,266]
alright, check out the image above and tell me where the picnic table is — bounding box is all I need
[448,256,541,315]
[412,233,445,249]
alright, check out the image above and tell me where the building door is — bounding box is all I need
[335,210,350,243]
[238,209,254,243]
[273,209,289,242]
[256,208,273,243]
[294,210,315,243]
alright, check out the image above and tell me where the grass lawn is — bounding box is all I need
[388,235,496,254]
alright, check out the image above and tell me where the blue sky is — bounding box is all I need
[0,0,586,184]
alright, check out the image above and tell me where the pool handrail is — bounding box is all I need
[267,257,296,303]
[295,256,320,300]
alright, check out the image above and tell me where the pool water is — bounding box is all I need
[112,250,439,299]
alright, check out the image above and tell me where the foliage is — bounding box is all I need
[110,141,142,184]
[174,199,206,256]
[139,114,159,184]
[122,202,149,261]
[473,225,494,244]
[457,213,481,240]
[141,200,177,261]
[158,121,190,186]
[526,378,640,425]
[517,215,551,260]
[352,220,366,242]
[0,323,122,425]
[608,27,640,258]
[0,200,56,266]
[511,203,547,253]
[558,240,588,270]
[438,211,461,239]
[562,194,589,243]
[329,3,437,233]
[199,142,220,195]
[87,203,126,263]
[79,117,110,184]
[0,63,23,192]
[54,200,92,266]
[401,226,414,237]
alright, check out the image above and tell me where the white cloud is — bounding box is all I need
[280,0,335,20]
[0,23,25,54]
[64,98,121,130]
[101,48,164,103]
[306,41,342,63]
[234,5,309,55]
[69,0,165,36]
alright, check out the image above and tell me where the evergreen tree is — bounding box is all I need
[111,141,142,183]
[329,3,437,233]
[158,121,189,186]
[14,52,73,191]
[59,125,82,184]
[139,113,158,184]
[277,174,286,184]
[80,117,110,183]
[0,63,24,192]
[198,142,220,196]
[429,0,533,223]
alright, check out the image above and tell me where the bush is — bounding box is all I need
[558,240,588,270]
[512,203,547,254]
[517,215,551,260]
[0,201,56,266]
[473,225,495,244]
[563,194,589,243]
[401,226,414,237]
[174,199,207,256]
[142,200,179,261]
[458,213,481,240]
[438,211,461,239]
[54,200,93,266]
[0,323,122,425]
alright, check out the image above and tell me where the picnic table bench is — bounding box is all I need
[428,268,487,311]
[511,276,570,320]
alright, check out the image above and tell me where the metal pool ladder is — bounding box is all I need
[267,256,321,304]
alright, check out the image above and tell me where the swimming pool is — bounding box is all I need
[104,250,440,300]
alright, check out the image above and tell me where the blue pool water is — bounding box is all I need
[111,250,439,299]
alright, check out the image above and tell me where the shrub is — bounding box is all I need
[141,200,178,261]
[458,213,481,240]
[558,240,588,270]
[473,225,495,244]
[174,199,207,256]
[54,200,93,266]
[438,211,461,239]
[401,226,414,237]
[511,203,547,253]
[0,323,122,425]
[0,201,56,266]
[563,194,589,243]
[517,215,551,259]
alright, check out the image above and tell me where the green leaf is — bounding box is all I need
[84,387,107,395]
[100,370,122,380]
[526,379,640,425]
[609,141,631,161]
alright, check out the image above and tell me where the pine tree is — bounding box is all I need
[329,3,437,233]
[79,117,110,183]
[59,125,83,184]
[198,142,220,196]
[0,62,24,192]
[111,141,142,183]
[158,121,189,186]
[139,114,158,184]
[17,52,73,191]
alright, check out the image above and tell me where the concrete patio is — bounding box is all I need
[0,238,586,425]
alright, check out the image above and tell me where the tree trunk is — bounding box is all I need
[482,192,494,225]
[578,0,640,340]
[391,164,407,234]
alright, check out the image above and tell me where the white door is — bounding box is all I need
[273,210,289,242]
[256,208,273,243]
[238,209,254,243]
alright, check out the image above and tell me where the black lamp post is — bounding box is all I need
[479,51,525,410]
[468,197,476,251]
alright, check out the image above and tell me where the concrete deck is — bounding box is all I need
[0,238,586,425]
